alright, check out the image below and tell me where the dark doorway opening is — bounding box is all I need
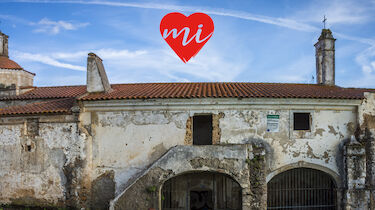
[162,172,242,210]
[193,115,213,145]
[190,190,213,210]
[267,167,337,210]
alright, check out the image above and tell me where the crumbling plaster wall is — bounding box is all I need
[0,115,84,207]
[220,107,357,180]
[83,98,359,203]
[86,110,189,194]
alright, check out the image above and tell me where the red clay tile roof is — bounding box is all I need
[0,56,36,75]
[0,98,75,116]
[1,85,86,100]
[80,83,375,100]
[1,83,375,102]
[0,56,22,69]
[1,82,374,116]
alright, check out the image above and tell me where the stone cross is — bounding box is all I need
[323,15,327,29]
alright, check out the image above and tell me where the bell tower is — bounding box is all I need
[314,28,336,86]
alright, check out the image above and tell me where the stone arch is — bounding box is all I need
[159,169,245,189]
[160,171,242,210]
[111,145,251,210]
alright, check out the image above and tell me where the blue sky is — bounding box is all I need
[1,0,375,88]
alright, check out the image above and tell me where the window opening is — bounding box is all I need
[293,113,310,130]
[193,115,212,145]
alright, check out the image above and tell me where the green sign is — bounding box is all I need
[267,115,279,132]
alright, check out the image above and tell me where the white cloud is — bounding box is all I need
[32,18,89,34]
[334,32,375,46]
[342,45,375,87]
[292,0,375,25]
[13,51,86,71]
[10,0,375,46]
[0,14,33,25]
[51,51,88,61]
[11,43,248,82]
[100,47,247,82]
[97,49,147,59]
[10,0,318,32]
[51,49,147,61]
[5,0,375,87]
[356,46,375,74]
[269,56,315,83]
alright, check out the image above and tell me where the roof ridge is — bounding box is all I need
[2,97,74,109]
[33,84,86,88]
[22,82,375,90]
[0,97,75,116]
[110,82,321,85]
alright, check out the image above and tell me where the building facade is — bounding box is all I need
[0,29,375,210]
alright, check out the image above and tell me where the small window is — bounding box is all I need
[193,115,212,145]
[26,118,39,137]
[293,113,310,130]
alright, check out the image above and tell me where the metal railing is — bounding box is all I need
[267,168,337,210]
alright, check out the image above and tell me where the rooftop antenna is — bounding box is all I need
[323,15,327,29]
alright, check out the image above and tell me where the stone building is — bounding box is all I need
[0,29,375,210]
[0,31,35,97]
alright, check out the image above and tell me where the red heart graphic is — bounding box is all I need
[160,12,214,63]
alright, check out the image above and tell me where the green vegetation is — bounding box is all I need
[146,185,157,193]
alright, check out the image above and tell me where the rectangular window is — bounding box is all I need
[193,115,212,145]
[293,113,310,130]
[26,118,39,137]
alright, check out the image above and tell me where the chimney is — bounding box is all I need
[314,29,336,85]
[86,53,111,93]
[0,31,9,57]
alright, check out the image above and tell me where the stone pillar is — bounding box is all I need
[344,136,369,209]
[314,29,335,85]
[359,92,375,208]
[0,31,9,57]
[365,129,375,209]
[247,143,267,210]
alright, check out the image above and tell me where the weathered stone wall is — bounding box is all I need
[0,69,34,95]
[82,98,358,209]
[0,115,84,208]
[0,96,368,209]
[0,88,17,97]
[358,92,375,208]
[344,137,369,209]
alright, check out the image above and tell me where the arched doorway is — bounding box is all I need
[267,167,337,209]
[162,171,242,210]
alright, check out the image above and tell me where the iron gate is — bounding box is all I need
[267,168,337,210]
